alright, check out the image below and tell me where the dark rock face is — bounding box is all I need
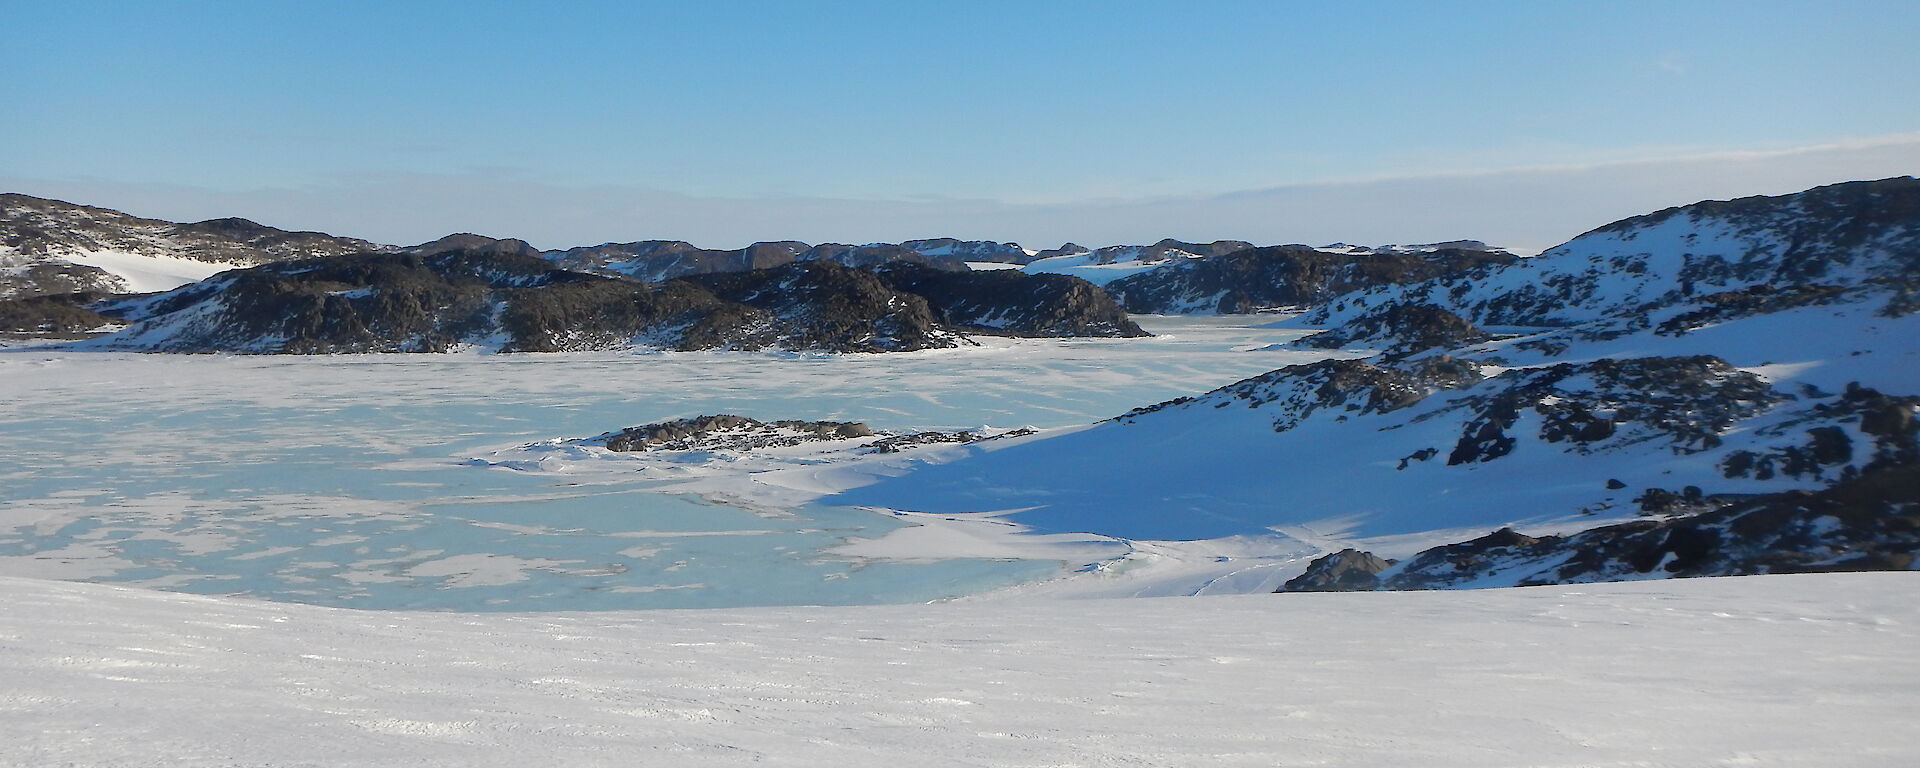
[596,415,876,452]
[1106,245,1516,314]
[1298,302,1491,360]
[1278,549,1397,592]
[873,263,1148,338]
[0,291,117,334]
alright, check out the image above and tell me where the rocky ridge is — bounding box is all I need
[81,249,1143,354]
[1,193,389,297]
[1105,244,1517,314]
[1301,177,1920,331]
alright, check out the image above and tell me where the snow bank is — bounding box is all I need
[3,572,1914,767]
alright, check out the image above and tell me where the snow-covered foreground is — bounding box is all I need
[3,572,1913,767]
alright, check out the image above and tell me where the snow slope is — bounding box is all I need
[829,304,1919,552]
[3,572,1914,767]
[59,249,239,292]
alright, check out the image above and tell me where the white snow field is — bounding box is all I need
[0,316,1338,609]
[2,572,1913,767]
[56,249,239,293]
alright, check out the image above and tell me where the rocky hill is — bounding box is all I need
[0,193,388,297]
[1300,177,1920,331]
[80,249,1143,354]
[1105,244,1517,314]
[873,263,1147,338]
[831,178,1920,585]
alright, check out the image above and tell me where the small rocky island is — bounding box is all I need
[580,414,1033,455]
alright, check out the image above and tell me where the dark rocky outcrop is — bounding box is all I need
[0,291,117,335]
[1297,302,1492,360]
[1280,463,1920,592]
[1106,245,1516,314]
[1434,356,1781,464]
[873,263,1147,338]
[1718,384,1920,483]
[580,415,1032,456]
[0,261,125,299]
[859,430,986,454]
[1278,549,1397,592]
[678,260,959,352]
[95,250,571,353]
[595,415,876,452]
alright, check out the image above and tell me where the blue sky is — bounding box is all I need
[5,0,1917,250]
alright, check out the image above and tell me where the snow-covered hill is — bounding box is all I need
[3,572,1914,767]
[1300,177,1920,329]
[824,179,1920,582]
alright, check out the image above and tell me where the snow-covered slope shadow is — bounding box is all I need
[832,178,1920,563]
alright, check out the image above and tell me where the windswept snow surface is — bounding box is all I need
[0,316,1333,608]
[2,572,1915,767]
